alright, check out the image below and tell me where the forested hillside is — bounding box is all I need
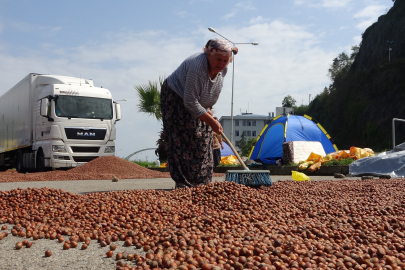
[303,0,405,151]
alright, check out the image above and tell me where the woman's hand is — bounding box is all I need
[211,120,223,134]
[198,112,223,133]
[207,108,213,116]
[232,47,238,55]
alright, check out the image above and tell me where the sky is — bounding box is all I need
[0,0,393,162]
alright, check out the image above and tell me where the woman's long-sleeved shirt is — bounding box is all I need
[166,52,228,118]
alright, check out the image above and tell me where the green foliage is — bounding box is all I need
[328,52,350,81]
[217,163,241,167]
[282,95,296,107]
[238,132,257,157]
[306,57,405,151]
[327,46,358,82]
[350,45,360,59]
[293,104,309,115]
[245,138,257,156]
[303,2,405,153]
[322,158,355,166]
[131,160,157,168]
[363,122,384,147]
[135,76,165,121]
[284,162,300,166]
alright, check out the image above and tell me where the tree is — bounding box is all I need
[135,76,165,121]
[350,45,359,59]
[238,132,257,157]
[282,95,296,107]
[327,46,359,82]
[327,52,350,81]
[135,76,166,161]
[293,104,309,115]
[155,124,168,162]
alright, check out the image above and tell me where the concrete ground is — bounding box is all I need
[0,175,361,195]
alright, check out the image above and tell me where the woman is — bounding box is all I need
[161,38,238,188]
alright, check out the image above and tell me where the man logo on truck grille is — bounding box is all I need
[65,128,105,140]
[77,132,96,136]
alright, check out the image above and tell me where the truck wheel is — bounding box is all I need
[36,149,46,172]
[16,152,26,173]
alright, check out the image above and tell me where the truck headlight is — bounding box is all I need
[52,145,67,152]
[104,146,115,153]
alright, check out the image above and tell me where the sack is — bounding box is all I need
[335,150,350,160]
[308,161,322,172]
[349,147,361,159]
[220,155,239,165]
[160,161,168,167]
[282,142,294,164]
[298,161,314,170]
[306,152,323,162]
[292,171,311,181]
[348,146,376,160]
[363,148,375,156]
[323,154,332,163]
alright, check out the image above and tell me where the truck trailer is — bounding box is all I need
[0,73,122,172]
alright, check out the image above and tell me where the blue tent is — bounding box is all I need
[249,114,338,165]
[220,141,234,157]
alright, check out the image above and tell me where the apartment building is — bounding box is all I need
[218,112,274,150]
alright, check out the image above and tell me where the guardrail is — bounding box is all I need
[392,118,405,150]
[124,148,157,160]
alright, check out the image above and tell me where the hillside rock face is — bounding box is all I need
[352,0,405,71]
[307,0,405,151]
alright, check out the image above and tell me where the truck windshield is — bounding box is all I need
[54,95,113,119]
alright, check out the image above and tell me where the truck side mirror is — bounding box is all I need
[40,98,48,117]
[115,103,122,121]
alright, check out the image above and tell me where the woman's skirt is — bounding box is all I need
[160,80,213,187]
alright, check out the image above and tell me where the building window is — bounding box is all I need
[247,120,251,126]
[247,130,251,136]
[235,120,239,126]
[235,130,239,136]
[252,131,256,137]
[252,120,256,126]
[242,120,246,126]
[235,140,240,147]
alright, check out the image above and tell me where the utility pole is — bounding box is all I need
[387,40,394,63]
[208,27,258,145]
[309,94,311,105]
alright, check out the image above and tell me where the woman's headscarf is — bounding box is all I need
[203,38,234,62]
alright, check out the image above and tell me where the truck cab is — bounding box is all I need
[0,74,122,172]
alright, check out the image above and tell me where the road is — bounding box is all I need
[0,175,360,195]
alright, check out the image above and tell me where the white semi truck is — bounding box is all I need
[0,73,122,172]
